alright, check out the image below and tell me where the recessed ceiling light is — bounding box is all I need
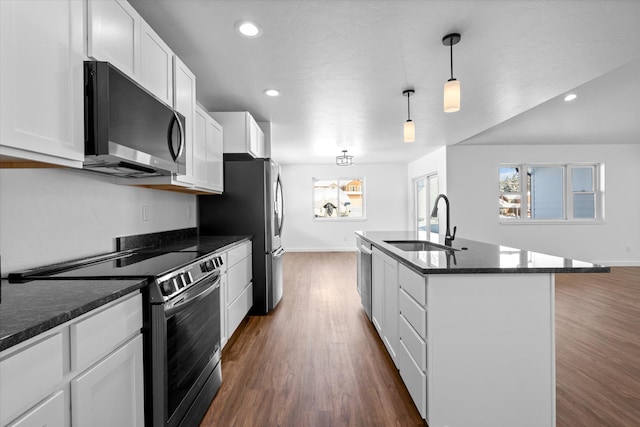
[564,93,577,102]
[264,89,280,97]
[236,21,261,37]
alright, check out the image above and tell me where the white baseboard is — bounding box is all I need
[284,247,357,253]
[594,260,640,267]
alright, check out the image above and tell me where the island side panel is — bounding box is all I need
[427,273,555,427]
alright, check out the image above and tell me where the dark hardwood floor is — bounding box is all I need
[200,253,640,427]
[555,267,640,427]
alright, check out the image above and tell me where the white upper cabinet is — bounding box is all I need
[194,105,224,193]
[86,0,140,80]
[211,112,266,159]
[140,20,174,106]
[0,0,84,168]
[173,56,196,185]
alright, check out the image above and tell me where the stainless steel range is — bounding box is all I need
[9,246,224,427]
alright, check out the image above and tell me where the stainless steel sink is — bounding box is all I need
[384,240,461,252]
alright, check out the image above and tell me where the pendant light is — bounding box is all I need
[442,33,461,113]
[403,89,415,143]
[336,150,353,166]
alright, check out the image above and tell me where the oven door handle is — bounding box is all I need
[164,273,220,317]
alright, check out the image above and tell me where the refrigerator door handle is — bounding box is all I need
[273,247,286,257]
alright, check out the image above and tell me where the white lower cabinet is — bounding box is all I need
[371,248,399,366]
[0,293,143,427]
[8,390,65,427]
[72,335,144,427]
[224,241,253,342]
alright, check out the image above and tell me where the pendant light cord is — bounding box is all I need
[407,92,411,121]
[450,40,454,80]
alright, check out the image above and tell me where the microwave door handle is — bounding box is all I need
[168,112,185,161]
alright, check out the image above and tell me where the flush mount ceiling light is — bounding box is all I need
[403,89,415,143]
[336,150,354,166]
[236,21,261,37]
[264,89,280,97]
[564,93,577,102]
[442,33,461,113]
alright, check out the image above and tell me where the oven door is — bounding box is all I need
[151,272,221,427]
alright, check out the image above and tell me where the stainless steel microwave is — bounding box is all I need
[83,61,186,178]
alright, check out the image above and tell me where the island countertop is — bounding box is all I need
[356,230,610,275]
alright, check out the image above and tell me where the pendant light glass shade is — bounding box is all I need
[442,33,461,113]
[402,89,415,143]
[404,120,415,143]
[444,79,460,113]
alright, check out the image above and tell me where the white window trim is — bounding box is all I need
[312,177,366,221]
[498,163,604,224]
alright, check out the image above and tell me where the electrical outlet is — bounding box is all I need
[142,205,150,221]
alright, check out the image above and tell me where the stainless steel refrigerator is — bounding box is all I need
[198,158,284,314]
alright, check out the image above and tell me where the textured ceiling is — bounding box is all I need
[128,0,640,165]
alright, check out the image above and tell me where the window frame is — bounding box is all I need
[498,163,604,224]
[312,177,366,221]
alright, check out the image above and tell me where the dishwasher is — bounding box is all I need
[356,236,372,320]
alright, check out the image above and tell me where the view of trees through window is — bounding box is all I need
[313,178,364,219]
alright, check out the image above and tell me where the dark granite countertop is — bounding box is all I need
[0,278,147,352]
[0,232,250,352]
[356,230,610,275]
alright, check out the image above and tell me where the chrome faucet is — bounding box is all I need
[431,194,457,246]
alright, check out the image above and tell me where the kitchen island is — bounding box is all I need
[356,230,609,427]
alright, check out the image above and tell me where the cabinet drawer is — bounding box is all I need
[8,390,65,427]
[399,264,426,306]
[227,256,252,303]
[0,333,64,426]
[399,288,427,338]
[71,293,142,372]
[228,283,253,339]
[227,241,251,267]
[398,340,427,420]
[399,315,427,371]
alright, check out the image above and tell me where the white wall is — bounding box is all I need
[446,144,640,266]
[281,163,408,251]
[407,146,447,231]
[0,169,196,273]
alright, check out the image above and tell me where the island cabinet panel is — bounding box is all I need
[399,287,427,338]
[427,273,555,427]
[371,248,399,367]
[398,339,427,420]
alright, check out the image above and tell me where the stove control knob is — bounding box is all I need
[200,262,207,273]
[206,260,215,271]
[161,280,174,296]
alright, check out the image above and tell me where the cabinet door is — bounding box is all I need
[248,116,265,158]
[220,273,228,349]
[193,107,208,188]
[383,255,399,365]
[173,56,196,184]
[0,0,84,167]
[140,20,173,106]
[7,390,66,427]
[371,250,384,335]
[71,335,144,427]
[86,0,140,80]
[206,117,224,192]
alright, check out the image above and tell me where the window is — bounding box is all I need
[313,178,365,219]
[414,174,439,239]
[499,164,603,222]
